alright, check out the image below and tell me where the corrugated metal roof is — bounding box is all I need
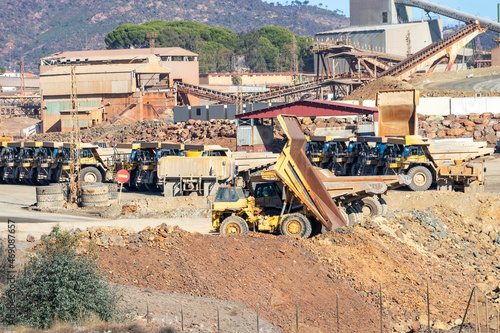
[44,47,198,60]
[236,100,378,120]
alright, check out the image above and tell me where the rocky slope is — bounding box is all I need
[1,0,348,74]
[88,191,500,332]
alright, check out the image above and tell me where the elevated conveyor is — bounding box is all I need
[380,22,486,80]
[395,0,500,33]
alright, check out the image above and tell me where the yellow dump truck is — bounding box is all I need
[211,115,410,238]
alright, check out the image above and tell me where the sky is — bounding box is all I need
[274,0,497,26]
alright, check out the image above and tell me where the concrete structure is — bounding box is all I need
[315,20,442,59]
[200,72,299,87]
[343,96,500,116]
[0,71,39,93]
[492,46,500,67]
[350,0,411,26]
[39,47,199,132]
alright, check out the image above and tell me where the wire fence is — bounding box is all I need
[139,280,500,333]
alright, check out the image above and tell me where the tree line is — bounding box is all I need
[105,21,314,74]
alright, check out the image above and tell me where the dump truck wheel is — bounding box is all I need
[354,203,364,221]
[408,166,432,191]
[378,197,388,215]
[220,216,249,235]
[361,197,383,217]
[80,167,102,183]
[350,163,358,176]
[340,209,349,226]
[280,213,312,238]
[346,206,361,226]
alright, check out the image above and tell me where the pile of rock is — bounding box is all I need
[32,119,237,146]
[419,112,500,144]
[80,224,188,249]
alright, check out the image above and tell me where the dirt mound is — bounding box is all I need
[89,191,500,332]
[345,67,500,101]
[91,226,381,333]
[1,116,40,137]
[344,77,414,101]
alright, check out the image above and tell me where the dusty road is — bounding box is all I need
[0,185,211,243]
[1,153,499,241]
[416,74,500,92]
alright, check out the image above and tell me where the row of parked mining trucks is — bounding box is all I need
[305,135,492,192]
[305,89,493,193]
[0,140,279,198]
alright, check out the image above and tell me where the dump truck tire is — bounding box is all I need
[80,167,102,183]
[82,184,109,195]
[280,213,312,239]
[220,216,249,235]
[346,206,361,226]
[378,197,388,215]
[361,197,383,217]
[36,193,65,202]
[340,209,349,226]
[36,184,64,195]
[408,166,432,191]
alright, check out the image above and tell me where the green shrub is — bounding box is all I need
[0,226,119,329]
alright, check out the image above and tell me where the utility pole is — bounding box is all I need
[291,36,298,73]
[20,56,26,97]
[69,65,81,205]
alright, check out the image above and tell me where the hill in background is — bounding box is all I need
[0,0,348,74]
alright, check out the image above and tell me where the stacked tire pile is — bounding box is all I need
[81,184,109,208]
[36,184,66,208]
[108,183,118,204]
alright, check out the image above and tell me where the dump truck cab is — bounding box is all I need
[0,142,17,183]
[3,142,23,183]
[36,142,63,184]
[18,141,43,184]
[128,142,160,191]
[212,185,309,237]
[306,136,346,170]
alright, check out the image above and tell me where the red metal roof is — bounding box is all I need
[236,100,378,120]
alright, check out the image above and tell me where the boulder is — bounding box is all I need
[302,117,313,126]
[436,130,447,137]
[446,128,465,136]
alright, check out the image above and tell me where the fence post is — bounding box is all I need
[336,294,340,333]
[486,295,489,333]
[146,298,149,324]
[217,307,220,333]
[475,288,480,333]
[296,301,299,333]
[257,304,260,333]
[379,282,383,333]
[459,287,475,333]
[181,303,184,331]
[427,279,430,333]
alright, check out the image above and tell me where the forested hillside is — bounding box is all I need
[106,21,314,73]
[0,0,348,74]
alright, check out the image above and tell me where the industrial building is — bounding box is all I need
[315,0,443,60]
[39,47,199,132]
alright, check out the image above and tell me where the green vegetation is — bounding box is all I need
[0,227,120,329]
[0,66,5,75]
[105,21,314,74]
